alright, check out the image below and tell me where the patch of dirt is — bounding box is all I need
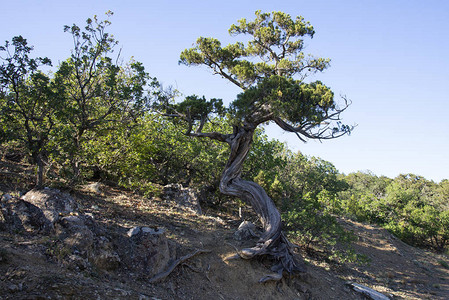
[1,158,448,299]
[335,219,449,299]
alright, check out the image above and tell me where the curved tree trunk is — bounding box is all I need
[219,126,306,282]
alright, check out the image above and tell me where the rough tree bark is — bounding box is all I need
[219,125,306,282]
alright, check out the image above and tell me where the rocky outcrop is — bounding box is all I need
[0,188,177,276]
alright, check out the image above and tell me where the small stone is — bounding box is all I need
[233,221,258,241]
[85,182,102,194]
[127,226,141,237]
[8,283,20,292]
[1,194,12,202]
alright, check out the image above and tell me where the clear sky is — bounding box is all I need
[2,0,449,182]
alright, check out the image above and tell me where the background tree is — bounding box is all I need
[261,150,360,263]
[0,36,53,187]
[338,172,449,252]
[338,171,391,223]
[159,11,353,281]
[53,11,154,181]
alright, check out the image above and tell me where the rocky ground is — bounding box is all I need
[0,158,448,299]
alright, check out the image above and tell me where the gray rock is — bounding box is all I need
[233,221,258,241]
[127,226,141,237]
[21,188,76,224]
[0,196,52,232]
[123,226,175,277]
[56,215,95,255]
[141,226,165,234]
[162,184,202,214]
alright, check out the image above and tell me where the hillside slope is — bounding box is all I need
[0,159,448,299]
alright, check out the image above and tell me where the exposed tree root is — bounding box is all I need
[149,249,211,283]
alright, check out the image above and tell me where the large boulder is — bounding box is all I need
[21,188,76,224]
[1,194,52,233]
[123,226,176,277]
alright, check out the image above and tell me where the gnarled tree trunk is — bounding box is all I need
[219,126,306,282]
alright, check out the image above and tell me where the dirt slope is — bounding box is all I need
[0,160,448,299]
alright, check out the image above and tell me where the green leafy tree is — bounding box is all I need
[340,172,449,252]
[83,113,231,196]
[339,171,391,222]
[159,11,352,281]
[53,12,154,181]
[269,151,357,262]
[0,36,54,186]
[382,174,448,250]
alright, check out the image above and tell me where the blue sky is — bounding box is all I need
[2,0,449,182]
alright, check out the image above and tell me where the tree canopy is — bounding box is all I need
[158,10,353,281]
[172,10,351,143]
[0,36,54,186]
[1,12,157,185]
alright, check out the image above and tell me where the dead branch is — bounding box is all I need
[149,249,211,283]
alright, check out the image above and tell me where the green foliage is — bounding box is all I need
[230,75,337,127]
[180,11,330,89]
[338,172,391,223]
[284,205,361,263]
[82,114,231,194]
[252,149,359,263]
[52,12,154,181]
[173,95,225,121]
[0,36,54,186]
[1,13,159,186]
[339,172,449,252]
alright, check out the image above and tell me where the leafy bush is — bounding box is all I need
[253,150,361,263]
[339,172,449,252]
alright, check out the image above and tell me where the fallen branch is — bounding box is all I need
[346,282,390,300]
[149,249,211,283]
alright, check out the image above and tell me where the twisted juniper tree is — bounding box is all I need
[160,11,352,282]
